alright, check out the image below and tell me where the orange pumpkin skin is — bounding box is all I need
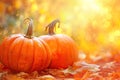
[0,19,51,72]
[40,34,78,69]
[40,19,79,69]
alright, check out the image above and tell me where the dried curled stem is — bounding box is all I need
[24,18,33,38]
[45,19,60,35]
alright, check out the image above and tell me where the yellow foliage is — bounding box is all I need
[1,0,120,56]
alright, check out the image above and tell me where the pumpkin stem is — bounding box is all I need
[24,18,33,38]
[45,19,60,35]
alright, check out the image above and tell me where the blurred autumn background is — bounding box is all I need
[0,0,120,61]
[1,0,120,79]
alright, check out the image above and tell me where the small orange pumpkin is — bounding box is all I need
[0,18,51,72]
[40,19,79,69]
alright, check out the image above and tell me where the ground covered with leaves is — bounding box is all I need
[0,52,120,80]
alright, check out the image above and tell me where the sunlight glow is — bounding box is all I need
[1,0,120,56]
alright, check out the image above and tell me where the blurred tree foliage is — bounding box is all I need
[0,0,120,56]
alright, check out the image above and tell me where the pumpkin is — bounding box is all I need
[40,19,79,69]
[0,18,51,72]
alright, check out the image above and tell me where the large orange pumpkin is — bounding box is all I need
[0,18,51,72]
[40,19,79,69]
